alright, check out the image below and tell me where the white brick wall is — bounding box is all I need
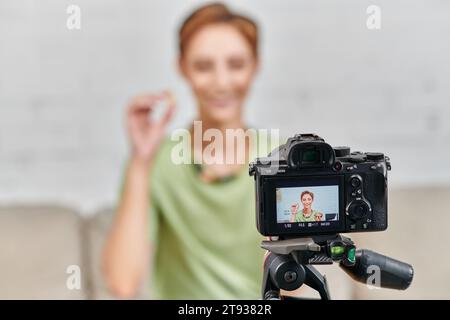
[1,0,449,212]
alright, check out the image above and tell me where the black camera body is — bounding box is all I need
[249,133,391,237]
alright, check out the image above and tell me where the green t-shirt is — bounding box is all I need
[294,210,322,222]
[146,138,265,299]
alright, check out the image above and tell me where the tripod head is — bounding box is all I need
[261,234,414,300]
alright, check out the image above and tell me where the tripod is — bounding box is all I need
[261,234,414,300]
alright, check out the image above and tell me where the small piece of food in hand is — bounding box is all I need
[150,91,176,122]
[166,90,176,107]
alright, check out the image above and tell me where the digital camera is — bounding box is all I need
[249,133,391,237]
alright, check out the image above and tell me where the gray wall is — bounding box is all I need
[1,0,449,213]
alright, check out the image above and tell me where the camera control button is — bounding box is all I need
[348,200,370,221]
[366,152,385,161]
[334,146,351,157]
[333,161,343,171]
[350,177,361,188]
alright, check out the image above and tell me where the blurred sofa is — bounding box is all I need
[0,186,449,299]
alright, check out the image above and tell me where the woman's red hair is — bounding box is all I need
[178,2,259,57]
[301,191,314,200]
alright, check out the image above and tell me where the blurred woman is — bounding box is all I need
[102,3,263,299]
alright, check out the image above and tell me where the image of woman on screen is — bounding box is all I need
[290,190,324,222]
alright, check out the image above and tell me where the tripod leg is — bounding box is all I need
[304,265,331,300]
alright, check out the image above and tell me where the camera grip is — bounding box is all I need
[339,249,414,290]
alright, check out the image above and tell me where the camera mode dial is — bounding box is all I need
[366,152,385,161]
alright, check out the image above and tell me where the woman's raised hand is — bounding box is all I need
[291,203,299,215]
[126,91,176,164]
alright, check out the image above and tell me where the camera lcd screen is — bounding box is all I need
[276,185,339,224]
[262,175,345,235]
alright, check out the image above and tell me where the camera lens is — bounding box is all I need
[350,177,361,188]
